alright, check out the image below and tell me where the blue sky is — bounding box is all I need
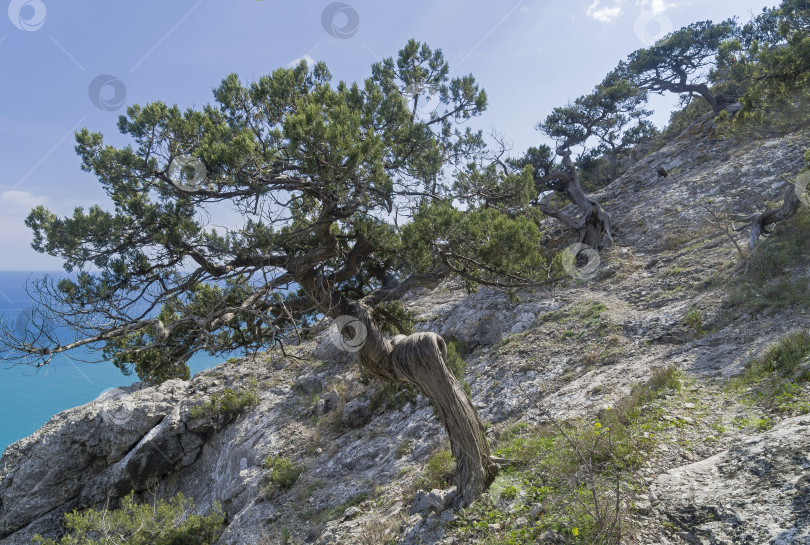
[0,0,776,270]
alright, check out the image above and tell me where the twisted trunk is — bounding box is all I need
[730,182,802,249]
[535,152,613,250]
[299,271,497,508]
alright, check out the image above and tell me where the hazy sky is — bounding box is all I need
[0,0,776,270]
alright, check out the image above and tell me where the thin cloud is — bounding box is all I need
[586,0,624,23]
[636,0,675,15]
[288,54,316,68]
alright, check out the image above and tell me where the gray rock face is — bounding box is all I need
[410,282,560,348]
[341,399,372,428]
[652,414,810,544]
[295,373,323,394]
[0,379,201,542]
[2,124,810,544]
[410,488,450,516]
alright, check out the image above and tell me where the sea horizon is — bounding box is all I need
[0,271,224,455]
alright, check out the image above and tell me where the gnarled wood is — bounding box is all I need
[391,332,497,507]
[730,182,802,249]
[534,150,614,250]
[299,269,497,508]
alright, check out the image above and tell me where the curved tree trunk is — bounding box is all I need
[730,182,802,249]
[535,151,614,250]
[299,272,497,508]
[391,332,497,507]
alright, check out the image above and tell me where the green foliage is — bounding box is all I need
[10,39,547,385]
[368,381,419,414]
[415,448,456,490]
[684,308,704,335]
[717,0,810,132]
[401,201,553,290]
[729,207,810,310]
[188,387,258,419]
[620,19,737,112]
[729,330,810,411]
[263,456,303,491]
[444,339,467,380]
[372,301,415,336]
[32,492,224,545]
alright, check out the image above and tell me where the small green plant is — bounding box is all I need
[684,308,703,335]
[372,301,416,335]
[415,448,455,491]
[313,490,374,524]
[189,387,259,419]
[368,381,419,414]
[500,484,519,501]
[32,492,224,545]
[263,455,303,491]
[729,330,810,412]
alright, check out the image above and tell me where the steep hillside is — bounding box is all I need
[2,120,810,545]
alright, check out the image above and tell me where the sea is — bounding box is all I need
[0,271,225,455]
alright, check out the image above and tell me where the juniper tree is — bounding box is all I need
[619,19,738,114]
[1,40,554,507]
[532,78,649,250]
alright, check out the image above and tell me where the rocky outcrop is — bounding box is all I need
[2,122,810,544]
[652,414,810,544]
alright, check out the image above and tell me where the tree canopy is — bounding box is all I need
[2,39,561,507]
[619,19,738,113]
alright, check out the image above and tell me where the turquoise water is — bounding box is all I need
[0,272,225,455]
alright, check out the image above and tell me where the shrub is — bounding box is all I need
[32,492,224,545]
[684,308,704,335]
[730,330,810,411]
[416,448,455,491]
[730,208,810,310]
[263,456,303,491]
[189,387,258,419]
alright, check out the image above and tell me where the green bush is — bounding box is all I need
[416,448,455,490]
[189,387,258,419]
[729,207,810,310]
[730,330,810,411]
[684,308,704,335]
[32,492,224,545]
[263,456,303,490]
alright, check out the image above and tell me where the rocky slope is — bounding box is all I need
[2,120,810,545]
